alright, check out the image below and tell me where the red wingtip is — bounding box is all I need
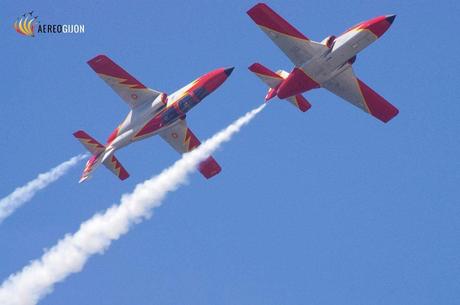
[248,63,260,72]
[357,79,399,123]
[87,54,108,66]
[119,170,130,181]
[73,130,87,138]
[247,3,309,40]
[86,54,146,89]
[199,156,222,179]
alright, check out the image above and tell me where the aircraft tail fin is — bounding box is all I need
[73,130,129,182]
[248,62,311,112]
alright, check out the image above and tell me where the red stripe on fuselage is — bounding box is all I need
[107,127,119,144]
[358,16,392,38]
[201,68,228,93]
[83,153,100,175]
[135,115,164,138]
[135,68,231,138]
[342,15,393,38]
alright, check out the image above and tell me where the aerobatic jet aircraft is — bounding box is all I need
[74,55,233,182]
[247,3,399,122]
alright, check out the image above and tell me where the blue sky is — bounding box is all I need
[1,0,459,304]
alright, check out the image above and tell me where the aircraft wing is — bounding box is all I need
[159,119,221,179]
[87,54,162,109]
[247,3,326,66]
[322,65,399,122]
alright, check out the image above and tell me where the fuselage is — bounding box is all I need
[103,67,233,158]
[277,15,395,99]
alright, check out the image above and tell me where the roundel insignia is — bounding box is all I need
[172,132,178,139]
[131,93,138,100]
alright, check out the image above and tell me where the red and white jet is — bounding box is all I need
[247,3,399,122]
[74,55,233,182]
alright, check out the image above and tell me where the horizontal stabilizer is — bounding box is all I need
[73,130,105,155]
[249,63,283,88]
[249,63,283,101]
[73,130,129,182]
[249,63,312,112]
[103,155,130,181]
[286,95,312,112]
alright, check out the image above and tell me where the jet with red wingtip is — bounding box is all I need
[73,54,233,182]
[247,3,399,123]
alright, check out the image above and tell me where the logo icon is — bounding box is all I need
[14,11,39,37]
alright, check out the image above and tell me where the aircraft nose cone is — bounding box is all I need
[386,14,396,24]
[224,67,234,76]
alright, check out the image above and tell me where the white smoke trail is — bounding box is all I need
[0,104,265,305]
[0,154,88,224]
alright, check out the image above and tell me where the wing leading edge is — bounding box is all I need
[87,54,162,109]
[247,3,326,66]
